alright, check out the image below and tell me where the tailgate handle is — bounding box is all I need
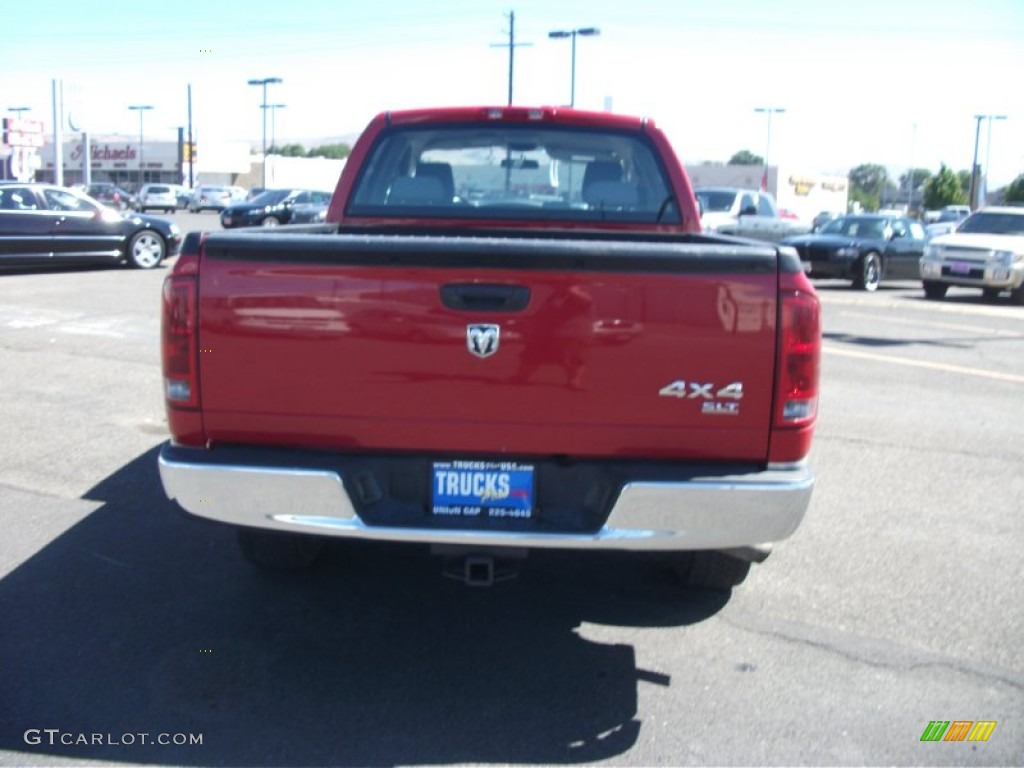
[440,284,531,313]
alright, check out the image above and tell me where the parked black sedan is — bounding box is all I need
[219,188,332,228]
[0,183,182,269]
[781,214,928,291]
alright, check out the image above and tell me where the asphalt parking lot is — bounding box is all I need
[0,246,1021,766]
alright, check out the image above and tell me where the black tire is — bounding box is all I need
[237,528,325,570]
[853,251,882,291]
[672,551,751,590]
[923,281,948,300]
[982,287,1002,301]
[127,230,166,269]
[1011,283,1024,306]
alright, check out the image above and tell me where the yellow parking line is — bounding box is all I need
[824,345,1024,384]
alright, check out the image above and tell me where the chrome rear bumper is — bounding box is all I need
[158,444,813,552]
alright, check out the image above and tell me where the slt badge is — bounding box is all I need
[467,324,500,358]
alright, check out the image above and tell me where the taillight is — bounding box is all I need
[161,274,199,409]
[775,288,820,429]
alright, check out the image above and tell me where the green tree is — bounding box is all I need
[728,149,763,166]
[923,164,968,209]
[267,143,307,157]
[307,143,352,159]
[898,168,932,193]
[957,169,972,196]
[848,163,892,211]
[1004,174,1024,203]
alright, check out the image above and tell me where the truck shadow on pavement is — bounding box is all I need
[0,447,729,767]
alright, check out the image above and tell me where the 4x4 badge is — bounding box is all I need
[467,324,500,358]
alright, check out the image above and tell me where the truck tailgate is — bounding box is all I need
[196,233,780,461]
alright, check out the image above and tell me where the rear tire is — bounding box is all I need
[672,551,751,590]
[127,230,166,269]
[982,287,1002,301]
[237,528,324,570]
[923,281,948,300]
[853,252,882,291]
[1011,283,1024,306]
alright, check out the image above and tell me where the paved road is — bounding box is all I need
[0,253,1021,766]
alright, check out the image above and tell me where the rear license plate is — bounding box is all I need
[950,261,973,275]
[432,461,534,520]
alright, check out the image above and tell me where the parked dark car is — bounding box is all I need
[220,188,332,228]
[288,200,330,224]
[781,214,928,291]
[0,183,182,269]
[83,182,137,211]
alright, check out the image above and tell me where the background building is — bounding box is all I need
[36,134,252,190]
[685,164,850,220]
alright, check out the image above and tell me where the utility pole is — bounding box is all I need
[491,11,531,105]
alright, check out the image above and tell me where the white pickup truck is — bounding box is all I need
[696,187,810,242]
[921,206,1024,303]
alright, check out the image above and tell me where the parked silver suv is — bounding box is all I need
[920,207,1024,304]
[136,184,178,213]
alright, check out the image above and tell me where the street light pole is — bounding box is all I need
[907,122,917,212]
[7,107,31,118]
[548,27,600,107]
[128,105,153,190]
[969,115,985,210]
[261,104,286,153]
[754,107,785,193]
[982,114,1007,208]
[247,77,282,188]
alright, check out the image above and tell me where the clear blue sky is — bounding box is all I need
[3,0,1022,185]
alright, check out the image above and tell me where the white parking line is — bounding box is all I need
[824,344,1024,384]
[838,311,1024,338]
[823,293,1024,320]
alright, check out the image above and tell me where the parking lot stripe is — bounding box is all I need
[839,311,1024,338]
[823,344,1024,384]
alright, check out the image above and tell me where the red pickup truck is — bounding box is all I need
[158,106,820,589]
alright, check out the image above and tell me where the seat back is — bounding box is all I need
[415,162,455,202]
[582,160,638,208]
[387,176,446,205]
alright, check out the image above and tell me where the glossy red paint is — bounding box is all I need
[194,257,778,461]
[162,108,819,467]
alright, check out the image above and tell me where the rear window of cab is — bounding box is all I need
[347,123,681,225]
